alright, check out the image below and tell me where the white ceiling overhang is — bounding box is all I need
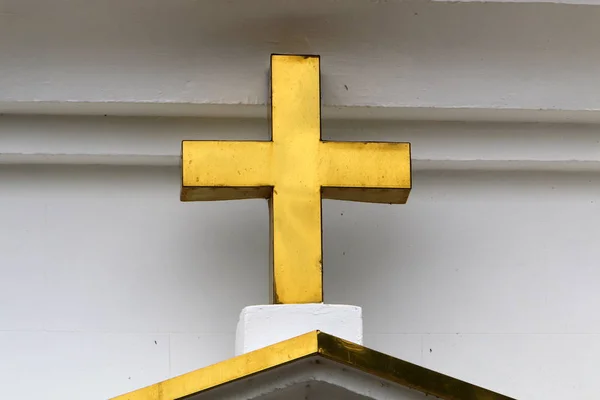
[2,0,599,172]
[1,0,599,121]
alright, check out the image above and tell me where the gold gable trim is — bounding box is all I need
[112,331,514,400]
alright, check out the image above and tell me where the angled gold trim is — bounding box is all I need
[112,331,514,400]
[316,333,514,400]
[112,332,317,400]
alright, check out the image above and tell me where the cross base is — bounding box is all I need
[235,304,363,355]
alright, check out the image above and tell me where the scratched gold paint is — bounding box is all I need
[181,55,412,304]
[111,331,514,400]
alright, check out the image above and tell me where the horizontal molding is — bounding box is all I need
[2,1,600,114]
[1,115,599,171]
[415,159,600,172]
[1,154,598,173]
[0,154,178,167]
[3,102,600,124]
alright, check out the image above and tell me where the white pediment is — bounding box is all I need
[191,357,432,400]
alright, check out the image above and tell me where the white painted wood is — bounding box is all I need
[2,164,600,399]
[0,165,269,336]
[0,331,170,400]
[421,334,600,399]
[2,0,600,118]
[4,102,600,124]
[170,333,234,376]
[366,334,423,366]
[235,305,363,355]
[325,170,600,336]
[1,115,599,173]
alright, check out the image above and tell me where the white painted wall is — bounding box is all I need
[1,1,599,399]
[2,117,599,400]
[2,0,600,116]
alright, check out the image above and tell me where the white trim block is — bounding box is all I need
[235,304,363,355]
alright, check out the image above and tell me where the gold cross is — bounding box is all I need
[181,55,411,304]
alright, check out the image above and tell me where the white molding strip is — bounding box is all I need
[1,115,599,172]
[2,1,600,117]
[3,102,600,125]
[2,155,599,173]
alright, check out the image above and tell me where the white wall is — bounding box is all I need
[3,0,600,116]
[2,116,600,400]
[2,1,600,399]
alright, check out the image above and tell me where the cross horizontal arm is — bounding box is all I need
[320,141,412,204]
[181,141,274,201]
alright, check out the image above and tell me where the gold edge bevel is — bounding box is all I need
[111,331,320,400]
[180,186,272,202]
[315,332,515,400]
[408,141,413,194]
[317,53,324,304]
[180,140,185,201]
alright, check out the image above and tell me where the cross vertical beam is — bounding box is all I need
[270,55,323,304]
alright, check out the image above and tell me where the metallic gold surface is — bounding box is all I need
[111,332,318,400]
[317,333,514,400]
[181,54,412,304]
[111,331,514,400]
